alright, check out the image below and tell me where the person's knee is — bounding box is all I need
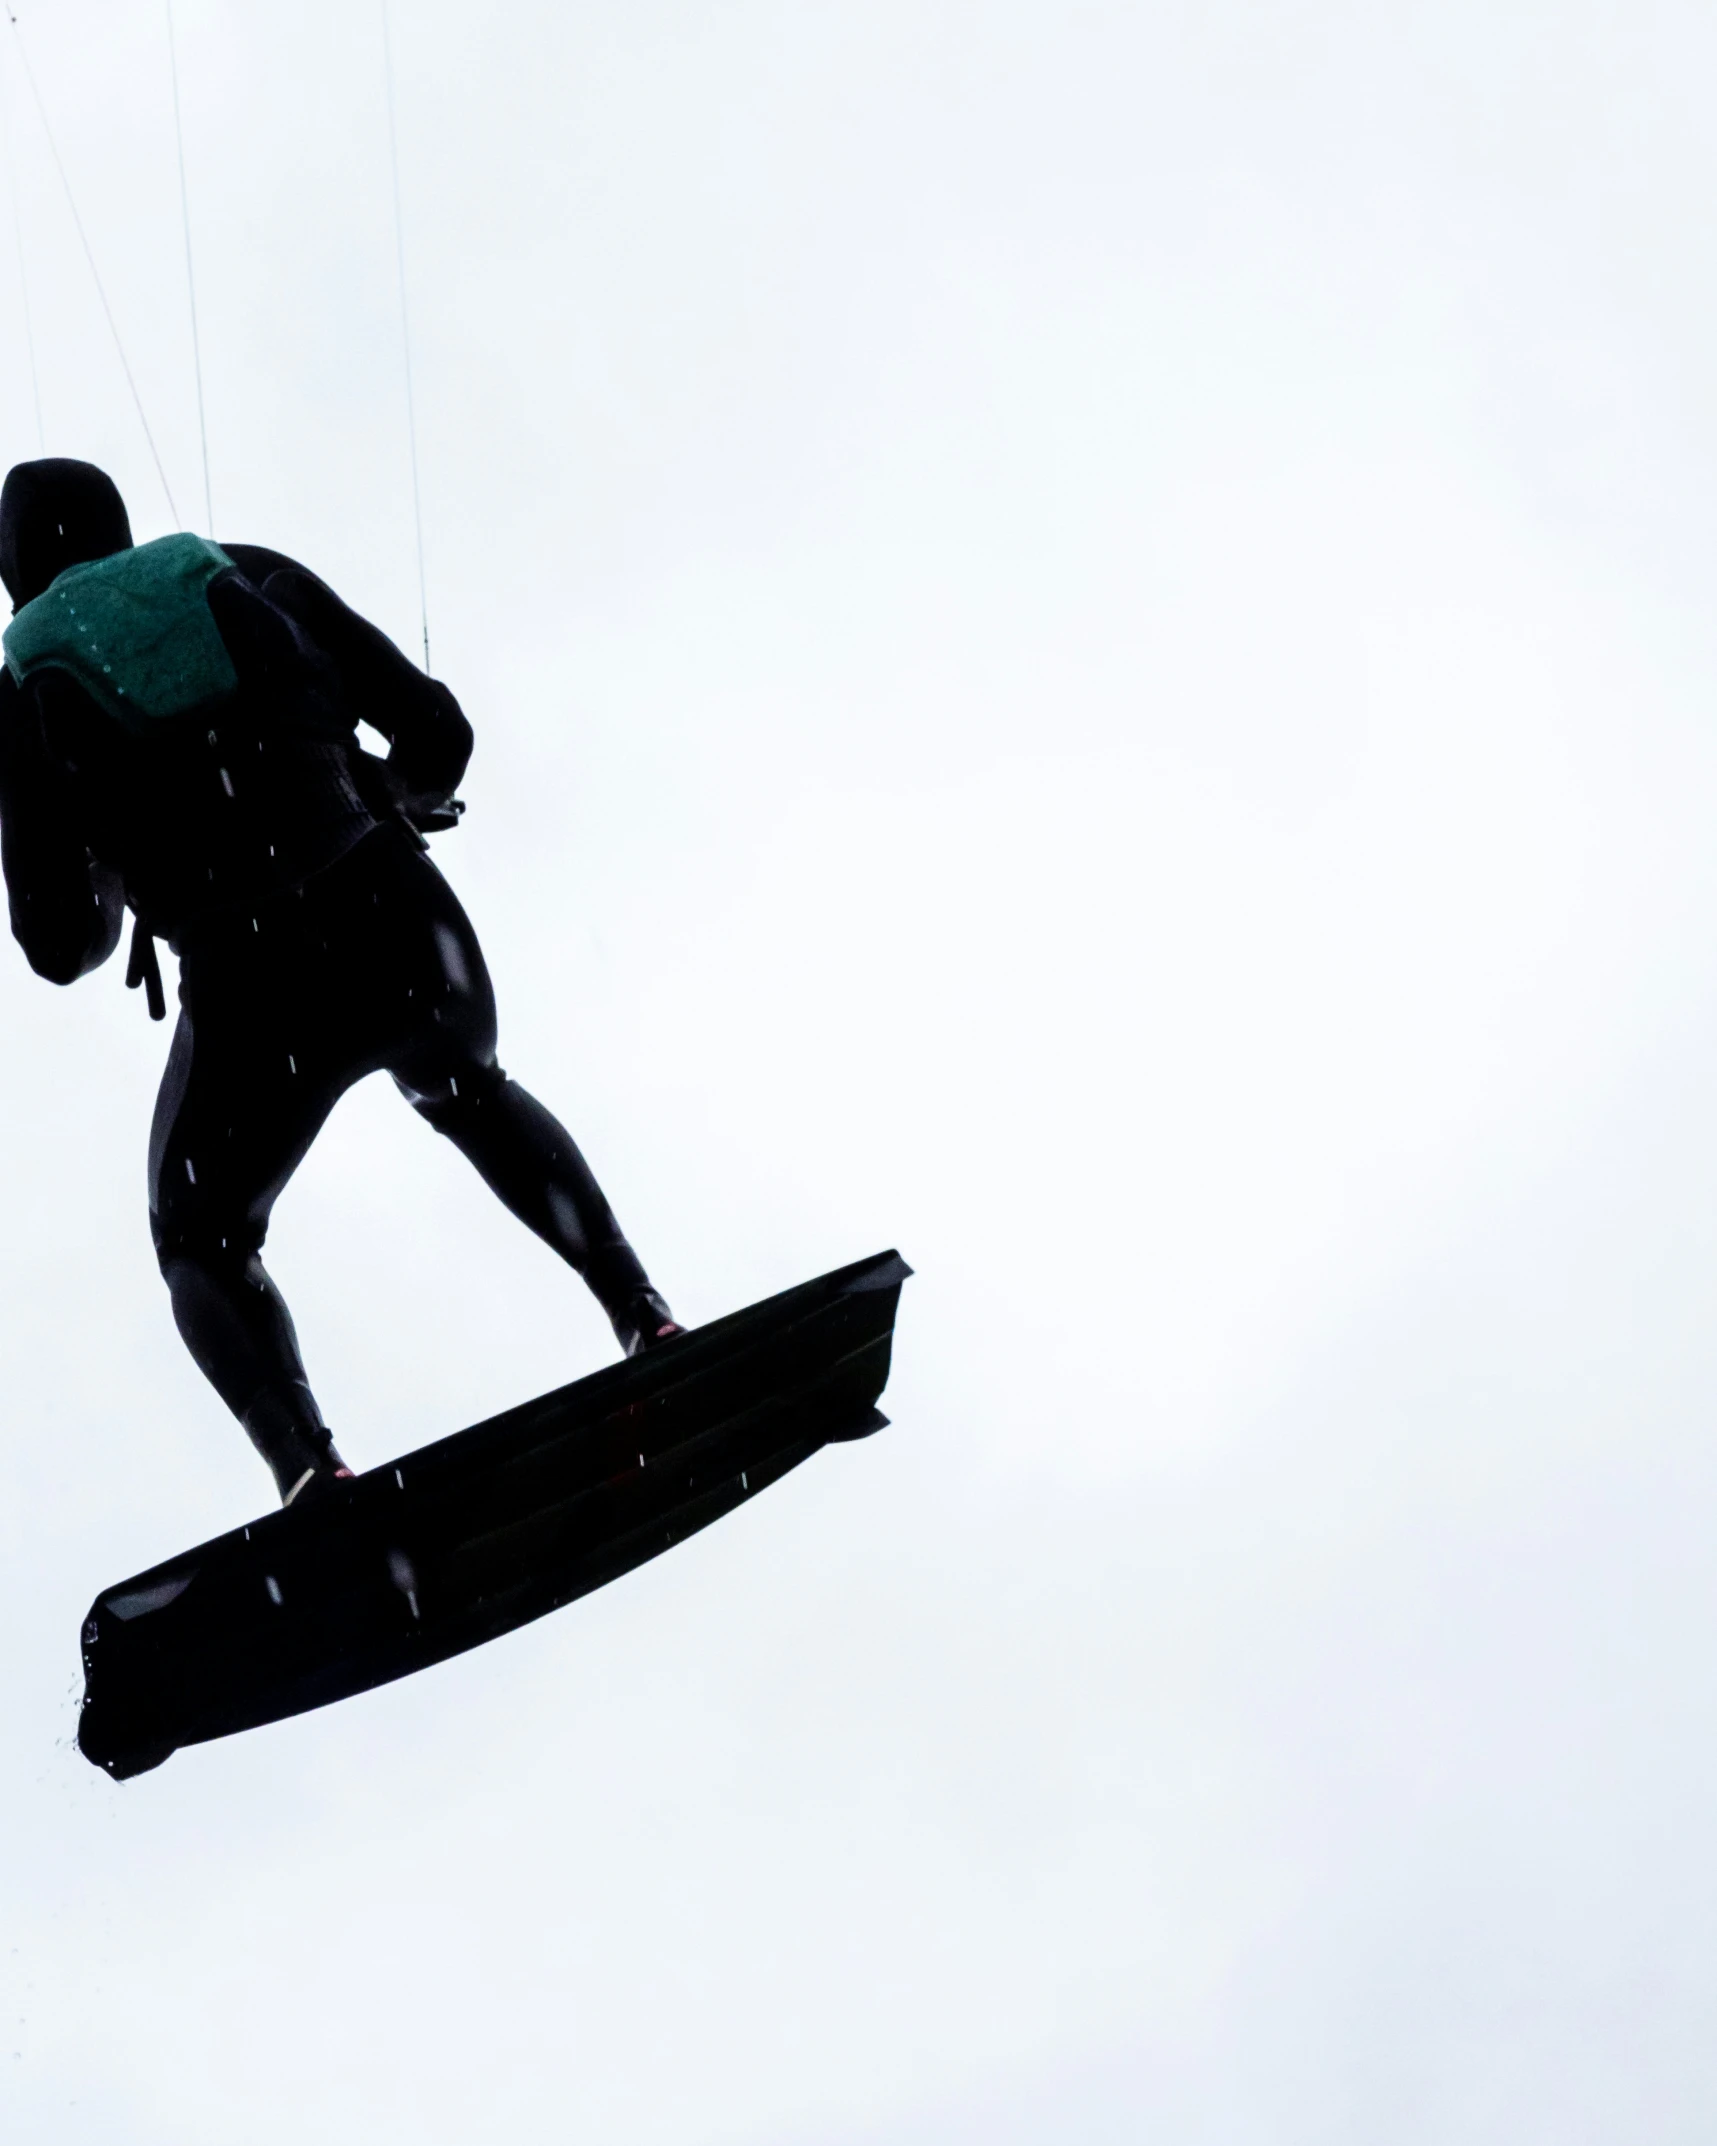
[151,1210,266,1284]
[395,1056,506,1130]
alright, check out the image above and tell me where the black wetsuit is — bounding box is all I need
[0,461,673,1501]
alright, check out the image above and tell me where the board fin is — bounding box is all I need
[78,1249,910,1779]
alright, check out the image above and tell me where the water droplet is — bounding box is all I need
[265,1576,282,1606]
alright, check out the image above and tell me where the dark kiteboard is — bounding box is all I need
[78,1249,910,1779]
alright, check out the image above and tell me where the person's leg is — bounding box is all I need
[151,823,680,1500]
[402,1062,678,1350]
[378,841,680,1351]
[148,947,354,1502]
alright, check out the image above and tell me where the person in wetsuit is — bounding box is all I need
[0,457,681,1506]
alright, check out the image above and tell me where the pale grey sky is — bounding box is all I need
[1,1,1716,2139]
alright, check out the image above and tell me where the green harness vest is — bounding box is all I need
[2,534,240,732]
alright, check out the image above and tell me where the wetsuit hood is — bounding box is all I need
[0,459,133,608]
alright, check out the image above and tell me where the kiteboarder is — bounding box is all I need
[0,457,681,1507]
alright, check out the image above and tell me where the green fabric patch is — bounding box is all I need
[3,534,239,731]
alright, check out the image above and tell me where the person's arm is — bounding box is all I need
[0,671,123,983]
[220,546,473,804]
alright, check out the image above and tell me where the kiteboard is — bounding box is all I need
[77,1248,910,1779]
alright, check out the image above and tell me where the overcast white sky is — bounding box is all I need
[1,0,1716,2138]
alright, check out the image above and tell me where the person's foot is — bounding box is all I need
[609,1287,686,1357]
[241,1386,353,1505]
[283,1459,356,1508]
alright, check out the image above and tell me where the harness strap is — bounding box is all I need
[125,916,166,1021]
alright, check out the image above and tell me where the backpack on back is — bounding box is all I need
[3,533,239,732]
